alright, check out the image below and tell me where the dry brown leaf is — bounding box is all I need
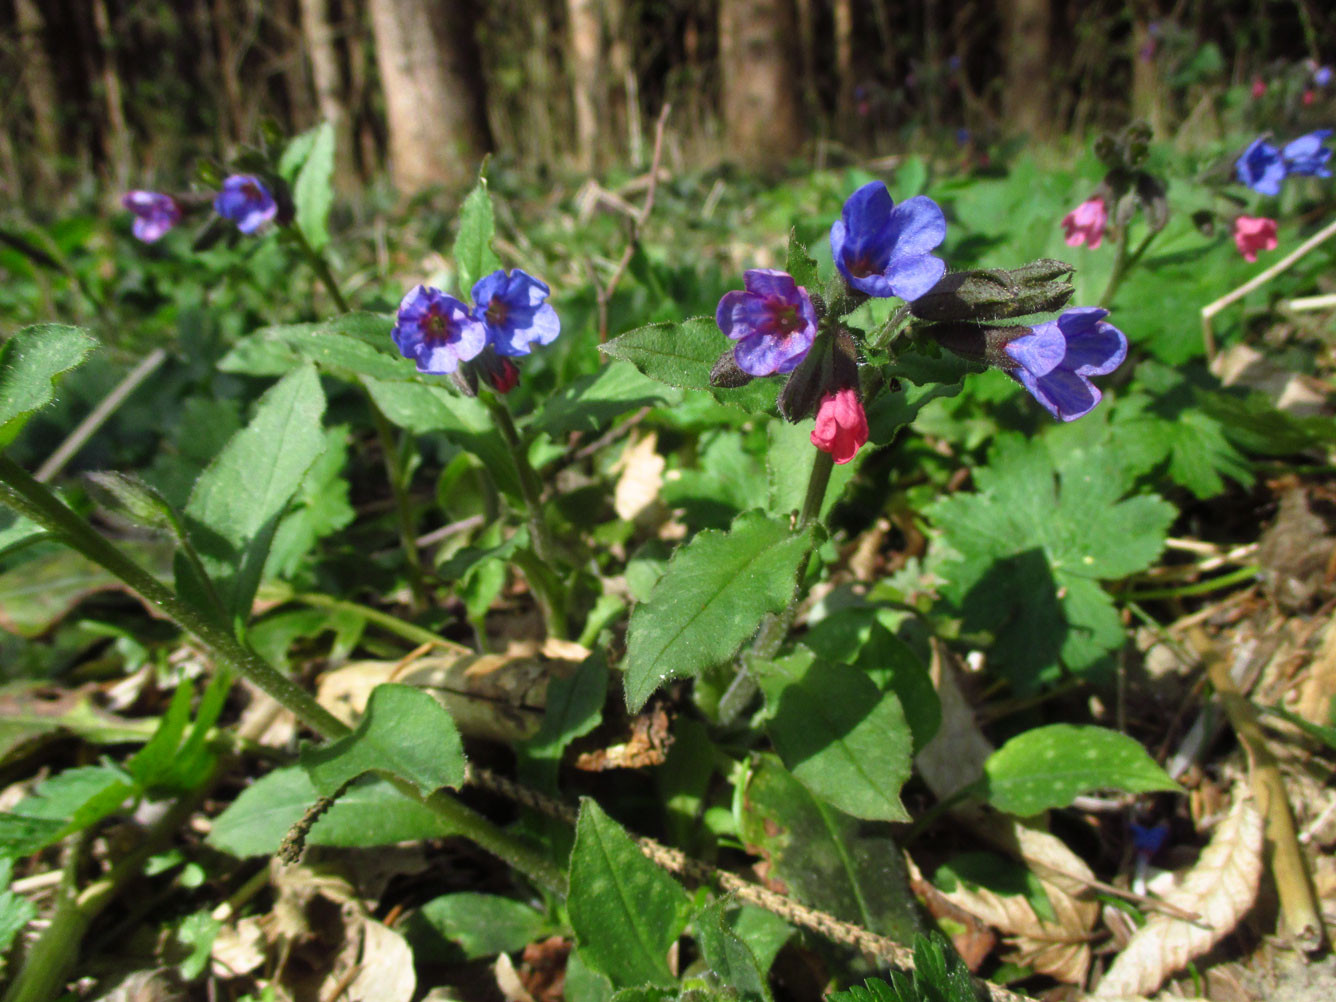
[344,918,416,1002]
[495,951,538,1002]
[915,641,993,800]
[1094,798,1264,998]
[209,915,267,978]
[613,431,665,522]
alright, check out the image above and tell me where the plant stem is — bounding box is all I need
[364,389,428,610]
[0,455,564,894]
[798,449,834,530]
[1097,226,1157,310]
[281,588,472,654]
[292,228,351,314]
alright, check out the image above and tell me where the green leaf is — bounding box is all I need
[404,892,548,961]
[293,121,336,251]
[0,885,35,955]
[278,127,318,183]
[831,933,984,1002]
[568,799,692,988]
[980,724,1179,816]
[0,324,98,447]
[0,683,155,765]
[693,899,774,1002]
[85,471,186,535]
[129,671,229,795]
[183,364,327,621]
[208,766,453,857]
[623,510,812,711]
[755,648,912,822]
[453,177,503,297]
[600,317,781,412]
[765,418,858,521]
[526,652,608,761]
[300,683,465,797]
[785,229,820,290]
[0,544,163,637]
[933,852,1054,923]
[0,765,136,857]
[0,510,43,557]
[534,361,681,438]
[737,755,922,944]
[566,951,615,1002]
[266,425,356,577]
[176,911,222,980]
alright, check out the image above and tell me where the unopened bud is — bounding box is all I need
[909,262,1074,322]
[777,328,859,422]
[923,321,1029,371]
[710,349,755,389]
[476,347,520,394]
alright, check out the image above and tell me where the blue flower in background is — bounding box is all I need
[1003,307,1127,421]
[122,191,181,243]
[472,269,561,357]
[392,285,487,374]
[715,269,817,377]
[1314,65,1333,88]
[830,182,946,301]
[1282,129,1333,179]
[214,174,278,234]
[1235,138,1286,195]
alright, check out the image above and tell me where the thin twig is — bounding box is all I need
[35,348,167,483]
[1201,217,1336,361]
[596,104,672,344]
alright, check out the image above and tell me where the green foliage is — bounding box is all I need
[453,176,504,297]
[128,671,229,794]
[300,683,465,796]
[0,765,135,858]
[291,122,336,252]
[980,724,1179,816]
[0,324,98,447]
[928,433,1176,691]
[403,892,549,961]
[754,647,912,822]
[0,858,36,956]
[623,511,813,711]
[831,934,984,1002]
[692,899,775,1002]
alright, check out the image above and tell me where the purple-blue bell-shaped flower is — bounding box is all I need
[392,285,487,374]
[471,269,561,357]
[830,181,947,301]
[122,191,181,243]
[1282,130,1333,179]
[1003,307,1128,421]
[214,174,278,234]
[1235,138,1287,196]
[715,269,818,377]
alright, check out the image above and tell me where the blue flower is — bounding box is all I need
[1235,138,1286,196]
[122,191,181,243]
[1314,65,1332,88]
[214,174,278,234]
[830,182,946,301]
[392,285,487,374]
[471,269,560,357]
[1003,307,1127,421]
[1282,130,1333,179]
[715,269,818,377]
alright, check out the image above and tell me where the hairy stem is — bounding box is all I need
[364,389,428,609]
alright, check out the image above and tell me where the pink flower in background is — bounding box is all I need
[810,388,868,464]
[1303,89,1316,106]
[1232,216,1278,263]
[1061,196,1108,249]
[1251,77,1267,99]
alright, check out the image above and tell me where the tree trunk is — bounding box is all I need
[92,0,133,194]
[299,0,356,186]
[567,0,601,172]
[718,0,803,170]
[833,0,853,137]
[368,0,491,192]
[14,0,60,189]
[212,0,246,146]
[1130,1,1163,135]
[1000,0,1051,138]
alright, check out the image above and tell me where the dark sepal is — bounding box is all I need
[922,321,1029,371]
[451,364,479,398]
[777,328,860,422]
[476,347,521,394]
[910,262,1074,323]
[709,349,755,389]
[1135,172,1169,232]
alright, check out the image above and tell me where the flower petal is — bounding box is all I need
[882,253,946,302]
[884,195,947,258]
[742,269,800,301]
[1033,368,1101,421]
[1004,322,1066,378]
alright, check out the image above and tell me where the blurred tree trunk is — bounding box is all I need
[833,0,853,136]
[14,0,60,188]
[567,0,601,171]
[92,0,132,193]
[718,0,803,169]
[1130,1,1163,135]
[299,0,356,186]
[369,0,491,192]
[1000,0,1051,138]
[212,0,246,145]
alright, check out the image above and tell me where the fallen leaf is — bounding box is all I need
[1094,798,1264,998]
[573,704,673,770]
[495,951,537,1002]
[345,917,415,1002]
[613,431,665,523]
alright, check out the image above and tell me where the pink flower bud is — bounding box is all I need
[1060,196,1108,250]
[1232,215,1278,263]
[1251,77,1267,99]
[810,387,868,465]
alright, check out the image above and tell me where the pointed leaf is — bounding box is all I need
[453,178,503,297]
[293,121,336,251]
[0,324,98,446]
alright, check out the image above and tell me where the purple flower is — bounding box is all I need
[122,191,181,243]
[1282,130,1333,179]
[392,285,487,374]
[830,182,947,301]
[214,174,278,234]
[1002,307,1128,421]
[715,269,818,377]
[471,269,560,357]
[1235,138,1286,196]
[1315,65,1333,88]
[1130,822,1170,857]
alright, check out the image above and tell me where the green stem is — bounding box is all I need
[1097,226,1157,310]
[0,455,564,894]
[283,589,471,654]
[798,449,835,530]
[292,228,351,314]
[365,389,428,610]
[1119,564,1260,602]
[869,304,913,353]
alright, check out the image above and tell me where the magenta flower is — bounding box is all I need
[1061,196,1108,249]
[471,269,560,357]
[810,387,868,465]
[830,182,947,301]
[214,174,278,234]
[1002,308,1128,421]
[1232,216,1278,263]
[122,191,181,243]
[392,285,487,374]
[715,269,818,377]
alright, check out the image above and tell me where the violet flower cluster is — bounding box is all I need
[1000,308,1128,422]
[124,173,279,243]
[392,269,560,386]
[1236,130,1333,196]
